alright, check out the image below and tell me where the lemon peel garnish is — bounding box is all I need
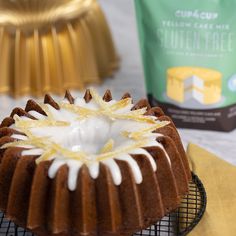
[39,103,54,120]
[14,112,70,129]
[59,103,98,119]
[90,88,108,108]
[100,139,114,153]
[15,118,70,128]
[35,149,57,164]
[51,143,87,161]
[109,112,156,124]
[122,121,170,140]
[35,143,87,164]
[128,107,147,116]
[96,139,150,162]
[1,136,49,149]
[109,98,132,111]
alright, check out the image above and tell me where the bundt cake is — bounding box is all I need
[0,89,191,236]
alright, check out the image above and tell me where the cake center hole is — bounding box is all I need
[64,117,115,155]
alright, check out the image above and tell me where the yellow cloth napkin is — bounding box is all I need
[187,143,236,236]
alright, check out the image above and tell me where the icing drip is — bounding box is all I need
[5,89,171,191]
[101,159,122,185]
[116,154,143,184]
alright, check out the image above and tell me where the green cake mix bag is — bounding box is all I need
[135,0,236,131]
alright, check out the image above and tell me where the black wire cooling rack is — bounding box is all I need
[134,173,207,236]
[0,173,206,236]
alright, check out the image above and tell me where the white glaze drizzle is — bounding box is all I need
[144,138,171,165]
[129,148,157,171]
[22,148,44,156]
[101,158,122,185]
[8,92,171,191]
[28,111,46,120]
[48,159,66,178]
[11,134,28,140]
[88,162,99,179]
[67,160,83,191]
[115,153,143,184]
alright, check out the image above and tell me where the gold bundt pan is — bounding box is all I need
[0,0,119,97]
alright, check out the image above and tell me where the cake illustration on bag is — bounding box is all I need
[0,89,191,236]
[167,67,222,104]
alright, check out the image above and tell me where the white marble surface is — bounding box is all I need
[0,0,236,165]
